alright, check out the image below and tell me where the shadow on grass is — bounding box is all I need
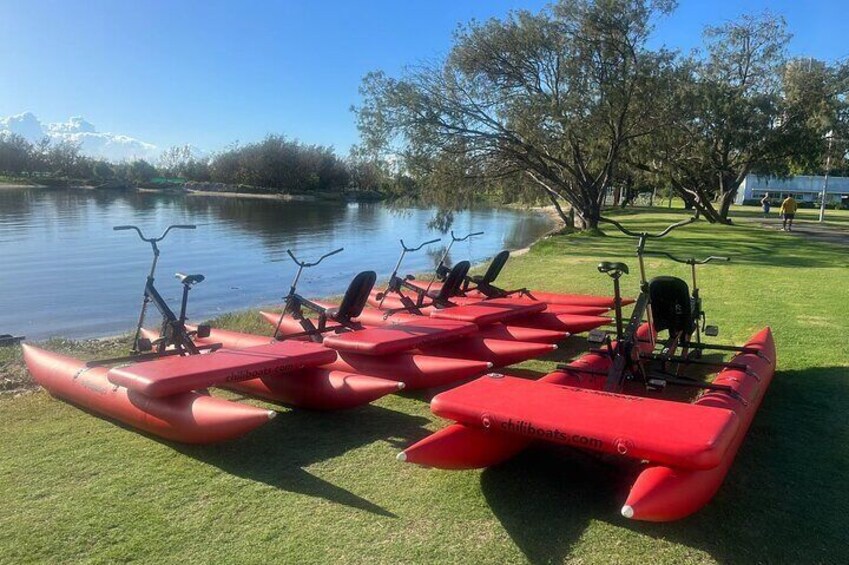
[478,366,849,563]
[174,403,432,518]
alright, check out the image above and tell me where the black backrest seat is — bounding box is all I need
[436,261,471,301]
[479,250,509,285]
[648,276,692,335]
[334,271,377,321]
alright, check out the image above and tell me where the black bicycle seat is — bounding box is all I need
[175,273,205,286]
[597,262,629,276]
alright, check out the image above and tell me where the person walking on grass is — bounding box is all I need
[779,194,798,231]
[761,193,771,217]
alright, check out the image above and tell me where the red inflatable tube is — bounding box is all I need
[511,302,609,316]
[439,294,610,316]
[22,344,274,444]
[622,327,776,522]
[416,338,558,368]
[475,324,568,344]
[196,325,491,390]
[261,311,557,368]
[220,368,404,411]
[366,292,609,334]
[397,422,529,467]
[400,324,656,468]
[320,307,570,344]
[327,353,491,390]
[506,312,611,334]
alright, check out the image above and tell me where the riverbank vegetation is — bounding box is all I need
[354,0,849,228]
[0,134,360,196]
[1,207,847,562]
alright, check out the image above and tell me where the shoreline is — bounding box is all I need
[0,182,46,189]
[184,189,316,201]
[3,183,384,202]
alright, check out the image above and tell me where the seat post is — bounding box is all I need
[598,262,628,343]
[612,275,623,343]
[178,282,191,324]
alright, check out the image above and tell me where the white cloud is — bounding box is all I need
[0,112,45,141]
[46,116,97,134]
[0,112,159,162]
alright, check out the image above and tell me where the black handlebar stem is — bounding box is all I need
[400,238,441,252]
[644,251,731,265]
[113,224,197,243]
[450,230,484,242]
[598,212,699,240]
[286,247,344,268]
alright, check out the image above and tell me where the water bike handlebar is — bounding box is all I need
[598,212,699,240]
[644,251,730,265]
[450,230,484,242]
[113,224,196,243]
[286,247,344,268]
[400,238,441,252]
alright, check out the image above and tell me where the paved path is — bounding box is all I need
[739,216,849,246]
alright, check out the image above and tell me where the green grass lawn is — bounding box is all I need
[2,209,848,563]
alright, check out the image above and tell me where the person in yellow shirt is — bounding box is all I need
[779,194,798,231]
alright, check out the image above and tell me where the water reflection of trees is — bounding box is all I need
[2,188,554,258]
[0,187,35,222]
[181,197,351,246]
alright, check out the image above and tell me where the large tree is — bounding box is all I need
[355,0,676,229]
[639,13,846,223]
[781,58,849,177]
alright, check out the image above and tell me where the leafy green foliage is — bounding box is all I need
[633,14,849,223]
[355,0,677,229]
[207,136,350,193]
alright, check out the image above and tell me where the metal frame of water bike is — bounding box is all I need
[597,213,703,352]
[374,237,443,314]
[427,230,531,299]
[272,247,360,342]
[91,224,217,366]
[426,230,483,293]
[566,213,769,396]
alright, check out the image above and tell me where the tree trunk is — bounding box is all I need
[716,190,736,222]
[544,190,571,226]
[669,178,733,224]
[577,197,601,230]
[713,174,739,223]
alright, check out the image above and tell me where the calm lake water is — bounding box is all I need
[0,188,555,339]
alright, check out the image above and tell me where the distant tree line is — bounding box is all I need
[0,134,159,184]
[0,131,428,196]
[354,0,849,227]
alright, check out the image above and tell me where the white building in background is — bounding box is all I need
[735,174,849,205]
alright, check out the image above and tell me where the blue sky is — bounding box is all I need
[1,0,847,156]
